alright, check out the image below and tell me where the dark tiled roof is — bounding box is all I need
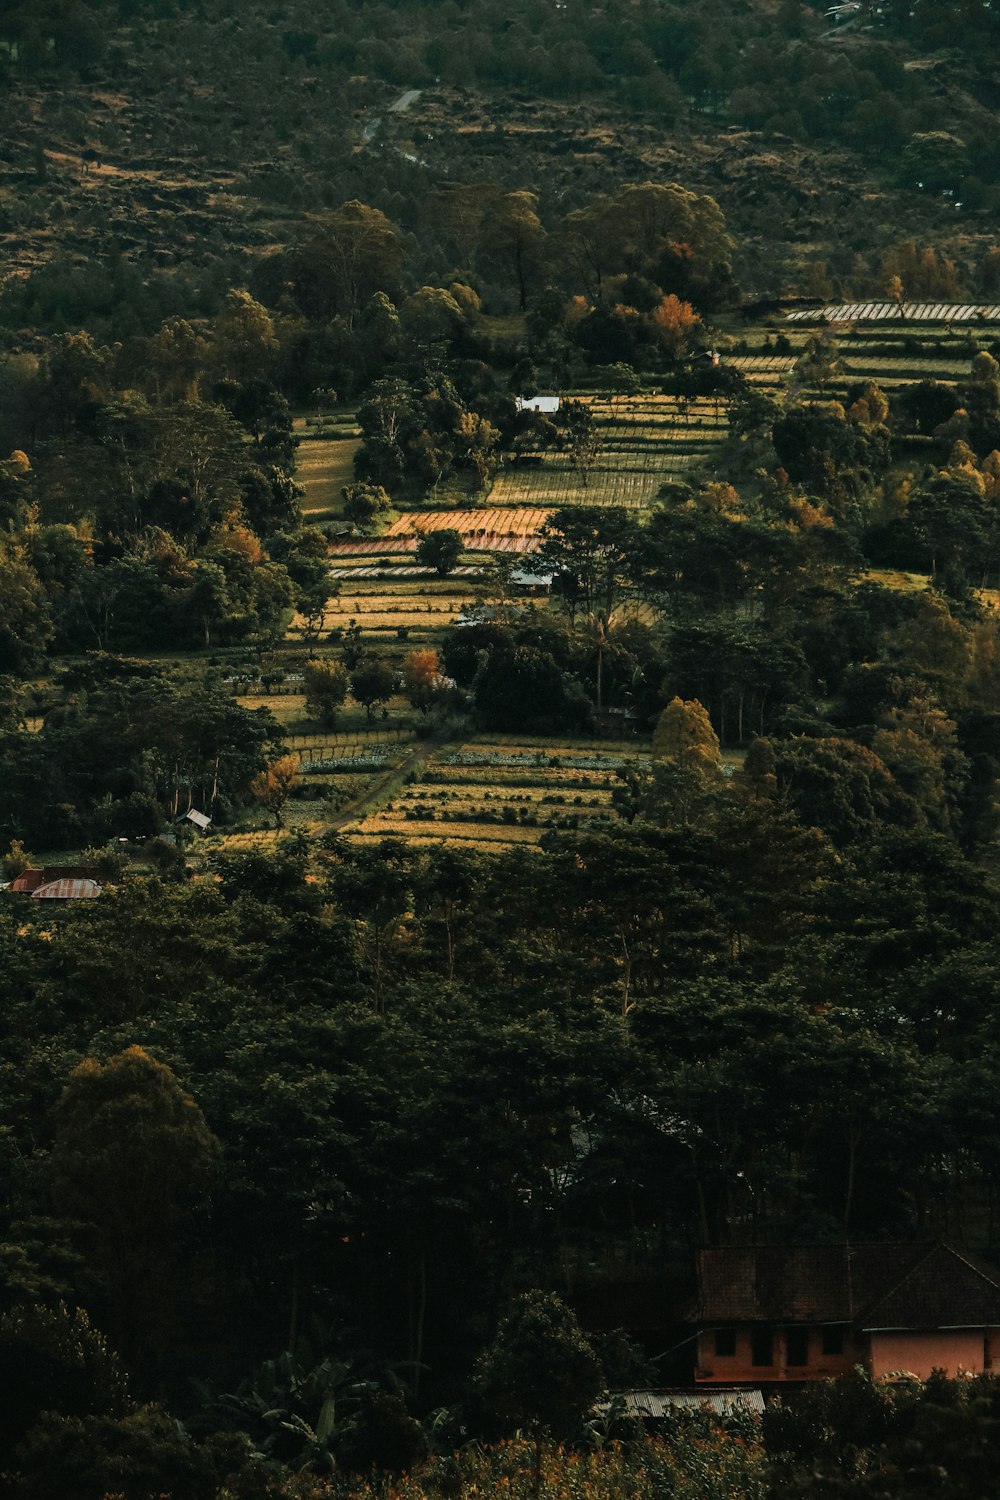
[862,1244,1000,1329]
[698,1243,1000,1329]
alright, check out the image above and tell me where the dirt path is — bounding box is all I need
[362,88,423,147]
[328,736,443,832]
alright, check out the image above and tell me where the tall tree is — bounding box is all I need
[48,1048,219,1375]
[212,290,278,382]
[292,202,405,324]
[536,505,639,621]
[481,192,547,311]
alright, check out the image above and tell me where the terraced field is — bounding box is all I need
[279,328,996,852]
[490,393,726,508]
[732,315,994,404]
[350,736,648,849]
[324,578,481,644]
[222,673,425,836]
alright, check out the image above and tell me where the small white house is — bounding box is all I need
[183,808,212,832]
[515,396,561,414]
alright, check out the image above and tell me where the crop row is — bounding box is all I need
[282,726,411,746]
[353,807,611,842]
[386,507,550,537]
[395,803,611,825]
[328,565,483,579]
[405,785,614,807]
[299,746,404,772]
[326,599,475,614]
[787,302,1000,323]
[422,766,619,789]
[352,816,543,843]
[439,748,640,771]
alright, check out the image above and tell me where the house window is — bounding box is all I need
[786,1328,809,1366]
[714,1328,736,1357]
[822,1327,844,1356]
[751,1329,774,1366]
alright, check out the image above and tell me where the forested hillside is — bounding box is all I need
[3,0,1000,1495]
[3,0,1000,325]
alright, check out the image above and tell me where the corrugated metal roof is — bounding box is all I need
[10,866,93,893]
[31,877,102,900]
[613,1388,765,1418]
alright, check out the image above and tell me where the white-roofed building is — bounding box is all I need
[515,395,561,414]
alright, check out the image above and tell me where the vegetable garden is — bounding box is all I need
[350,736,647,849]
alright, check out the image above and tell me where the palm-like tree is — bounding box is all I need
[583,609,623,712]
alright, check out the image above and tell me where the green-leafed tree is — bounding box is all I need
[416,528,463,577]
[303,657,350,726]
[47,1048,219,1376]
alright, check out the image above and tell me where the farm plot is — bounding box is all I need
[350,820,546,850]
[293,412,361,519]
[840,355,973,381]
[490,394,727,509]
[787,302,1000,323]
[384,508,549,547]
[349,736,648,848]
[328,537,419,557]
[284,726,414,768]
[727,353,796,388]
[324,581,480,641]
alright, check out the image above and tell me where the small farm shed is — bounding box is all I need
[182,808,212,832]
[611,1388,764,1420]
[32,877,102,900]
[8,866,97,897]
[511,566,553,593]
[515,395,561,414]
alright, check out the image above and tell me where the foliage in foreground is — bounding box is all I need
[199,1425,751,1500]
[291,1432,765,1500]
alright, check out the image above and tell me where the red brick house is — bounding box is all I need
[695,1243,1000,1384]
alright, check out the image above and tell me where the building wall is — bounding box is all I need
[868,1329,993,1379]
[695,1325,861,1383]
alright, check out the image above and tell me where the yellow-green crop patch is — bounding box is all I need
[296,432,359,519]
